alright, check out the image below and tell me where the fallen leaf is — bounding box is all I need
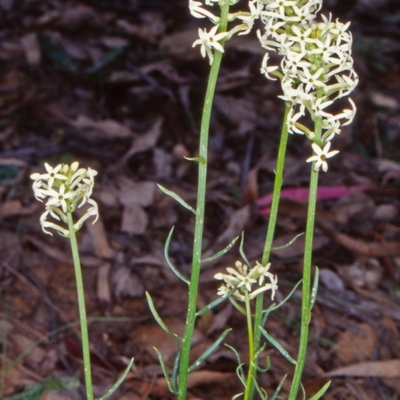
[72,114,133,139]
[121,118,163,163]
[326,359,400,378]
[20,32,41,65]
[335,323,377,364]
[215,205,251,246]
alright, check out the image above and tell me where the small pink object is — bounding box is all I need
[256,185,368,215]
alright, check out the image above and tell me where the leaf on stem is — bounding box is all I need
[270,374,287,400]
[153,347,179,395]
[164,226,189,284]
[201,235,239,264]
[262,279,302,325]
[252,375,268,400]
[308,381,331,400]
[183,156,206,166]
[95,357,134,400]
[271,232,304,251]
[188,328,232,372]
[156,184,196,214]
[196,286,237,316]
[310,267,319,310]
[259,327,297,365]
[239,232,251,268]
[225,344,246,384]
[145,292,181,340]
[171,342,182,392]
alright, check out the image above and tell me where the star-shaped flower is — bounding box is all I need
[192,25,228,65]
[306,141,339,172]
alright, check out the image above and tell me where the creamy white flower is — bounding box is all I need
[260,53,279,80]
[192,24,228,65]
[189,0,220,23]
[31,162,99,236]
[299,67,326,93]
[306,141,339,172]
[215,260,278,301]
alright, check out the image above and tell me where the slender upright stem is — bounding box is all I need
[244,293,254,400]
[177,4,230,399]
[68,213,94,400]
[246,102,291,398]
[288,117,322,400]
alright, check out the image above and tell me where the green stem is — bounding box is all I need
[68,213,93,400]
[247,102,291,398]
[288,117,322,400]
[244,293,254,400]
[177,4,230,399]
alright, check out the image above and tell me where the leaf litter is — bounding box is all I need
[1,0,400,399]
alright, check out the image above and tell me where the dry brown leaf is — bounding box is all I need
[121,204,149,235]
[129,318,205,364]
[215,205,251,246]
[0,200,38,218]
[119,181,156,207]
[20,32,40,65]
[121,118,163,163]
[72,115,133,139]
[214,95,258,136]
[57,4,96,28]
[318,216,400,257]
[335,323,377,364]
[326,359,400,378]
[112,266,144,300]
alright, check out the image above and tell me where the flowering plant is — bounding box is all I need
[31,162,98,236]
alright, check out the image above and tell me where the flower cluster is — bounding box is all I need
[255,0,358,171]
[189,0,358,172]
[190,0,257,65]
[30,162,98,236]
[215,260,278,301]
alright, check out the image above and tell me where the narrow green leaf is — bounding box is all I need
[201,235,239,264]
[310,267,319,311]
[3,385,42,400]
[95,357,134,400]
[229,296,246,315]
[270,374,287,400]
[259,327,297,365]
[157,184,196,214]
[262,279,302,325]
[153,347,178,395]
[308,381,331,400]
[171,343,182,393]
[253,374,268,400]
[225,344,246,384]
[238,232,251,267]
[188,328,231,372]
[183,156,206,166]
[301,382,307,400]
[164,227,189,284]
[271,232,304,251]
[196,286,237,317]
[85,46,125,75]
[146,292,181,340]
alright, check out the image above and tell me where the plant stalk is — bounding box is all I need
[288,117,322,400]
[177,3,230,398]
[68,213,94,400]
[246,102,291,398]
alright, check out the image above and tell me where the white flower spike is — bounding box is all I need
[31,162,99,236]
